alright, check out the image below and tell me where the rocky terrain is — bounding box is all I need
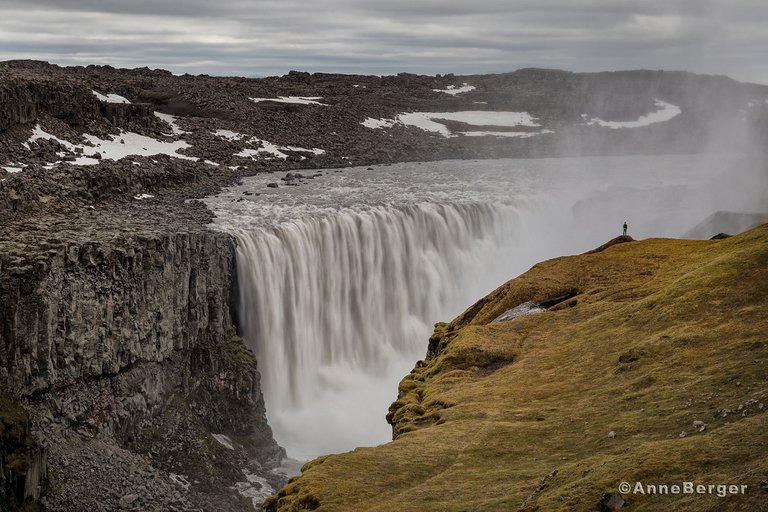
[266,226,768,511]
[1,228,284,511]
[1,60,768,511]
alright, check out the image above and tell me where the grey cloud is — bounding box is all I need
[0,0,767,83]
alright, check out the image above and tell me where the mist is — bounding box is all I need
[206,109,767,460]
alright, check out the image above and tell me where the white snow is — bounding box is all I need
[82,132,196,162]
[397,113,455,136]
[2,166,23,173]
[362,117,397,129]
[250,96,327,106]
[26,124,197,166]
[236,148,261,158]
[417,111,540,128]
[433,83,476,96]
[363,111,542,138]
[213,129,248,141]
[154,112,188,135]
[285,146,326,156]
[234,135,325,160]
[583,99,682,129]
[203,160,220,167]
[237,142,289,160]
[133,193,155,200]
[459,129,554,138]
[212,434,235,450]
[362,111,553,138]
[29,125,78,151]
[92,90,131,104]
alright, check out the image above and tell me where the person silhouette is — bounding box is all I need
[623,221,628,236]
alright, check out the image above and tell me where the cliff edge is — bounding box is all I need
[266,225,768,511]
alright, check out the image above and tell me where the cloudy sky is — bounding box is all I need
[1,0,766,83]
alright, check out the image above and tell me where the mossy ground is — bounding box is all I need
[266,225,768,511]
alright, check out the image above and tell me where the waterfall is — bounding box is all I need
[233,201,519,458]
[206,153,742,459]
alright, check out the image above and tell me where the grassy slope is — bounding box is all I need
[267,226,768,512]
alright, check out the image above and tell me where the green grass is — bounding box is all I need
[266,226,768,512]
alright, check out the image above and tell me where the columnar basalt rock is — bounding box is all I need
[0,231,283,510]
[0,79,98,132]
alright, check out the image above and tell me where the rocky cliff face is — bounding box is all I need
[0,77,97,132]
[0,74,154,135]
[0,230,283,511]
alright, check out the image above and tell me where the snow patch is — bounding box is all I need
[362,117,397,129]
[29,125,78,151]
[154,112,188,135]
[433,83,476,96]
[582,99,681,129]
[2,165,24,173]
[212,434,235,450]
[364,111,543,138]
[82,132,196,162]
[237,144,288,160]
[26,125,197,166]
[133,194,155,200]
[213,129,248,141]
[92,90,130,104]
[410,111,540,129]
[236,136,325,161]
[285,146,326,156]
[250,96,326,106]
[459,129,553,138]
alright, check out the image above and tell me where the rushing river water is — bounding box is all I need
[204,153,748,460]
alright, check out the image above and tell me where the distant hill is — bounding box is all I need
[683,211,768,239]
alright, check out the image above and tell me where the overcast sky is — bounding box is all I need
[1,0,766,84]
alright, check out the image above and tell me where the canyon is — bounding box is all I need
[1,60,767,511]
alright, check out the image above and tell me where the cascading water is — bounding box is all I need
[232,202,521,458]
[204,153,746,460]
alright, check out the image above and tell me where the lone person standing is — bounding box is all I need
[623,221,628,236]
